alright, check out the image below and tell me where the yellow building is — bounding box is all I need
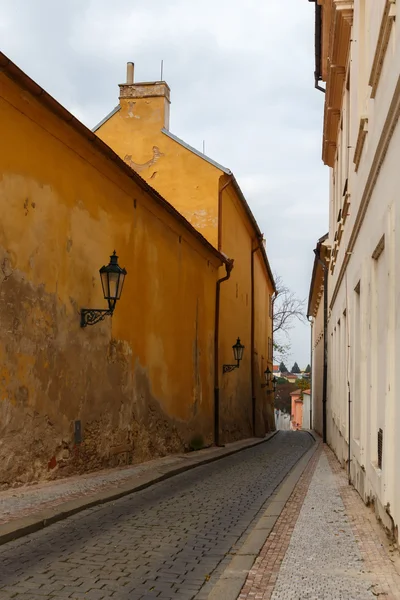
[0,53,227,484]
[95,63,276,441]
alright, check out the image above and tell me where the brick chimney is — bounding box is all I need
[119,62,171,130]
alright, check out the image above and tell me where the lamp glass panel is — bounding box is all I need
[108,272,120,299]
[116,272,126,299]
[100,270,109,300]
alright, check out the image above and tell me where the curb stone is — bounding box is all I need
[0,431,279,546]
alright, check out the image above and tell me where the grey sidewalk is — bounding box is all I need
[238,445,400,600]
[0,433,277,545]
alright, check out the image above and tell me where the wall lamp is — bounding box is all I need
[81,251,127,327]
[223,338,245,373]
[261,367,272,388]
[261,368,277,393]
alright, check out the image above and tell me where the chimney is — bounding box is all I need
[127,62,134,84]
[119,62,171,130]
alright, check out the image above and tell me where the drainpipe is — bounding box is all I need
[271,288,278,431]
[314,248,328,443]
[307,315,314,430]
[251,243,260,436]
[348,383,351,482]
[214,259,234,446]
[308,0,326,94]
[218,178,232,251]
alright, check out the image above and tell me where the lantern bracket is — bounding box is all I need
[222,363,239,374]
[80,308,113,328]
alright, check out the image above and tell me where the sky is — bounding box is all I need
[0,0,328,369]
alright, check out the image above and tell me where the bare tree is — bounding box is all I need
[273,274,306,361]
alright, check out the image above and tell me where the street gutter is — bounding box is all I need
[0,431,278,546]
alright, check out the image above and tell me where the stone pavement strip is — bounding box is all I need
[0,434,277,545]
[238,444,400,600]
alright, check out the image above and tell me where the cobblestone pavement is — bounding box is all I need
[0,431,313,600]
[0,455,195,525]
[239,445,400,600]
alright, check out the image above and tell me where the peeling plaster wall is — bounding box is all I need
[0,73,220,486]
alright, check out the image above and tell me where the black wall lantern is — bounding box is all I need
[261,366,272,389]
[223,338,245,373]
[81,251,127,327]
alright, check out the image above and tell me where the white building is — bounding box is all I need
[275,409,291,431]
[308,0,400,537]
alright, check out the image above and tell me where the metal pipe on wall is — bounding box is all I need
[314,248,328,443]
[214,260,234,447]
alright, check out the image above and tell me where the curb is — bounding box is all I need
[0,431,279,546]
[203,438,319,600]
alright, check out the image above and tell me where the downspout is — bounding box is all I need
[314,248,328,443]
[308,0,326,94]
[218,178,232,251]
[271,288,278,431]
[307,315,314,430]
[251,243,260,436]
[322,265,328,443]
[348,383,351,482]
[214,259,234,447]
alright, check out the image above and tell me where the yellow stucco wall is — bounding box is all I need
[0,72,221,484]
[97,98,220,247]
[219,183,275,438]
[96,80,276,442]
[253,249,275,433]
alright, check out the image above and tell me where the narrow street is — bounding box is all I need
[0,432,313,600]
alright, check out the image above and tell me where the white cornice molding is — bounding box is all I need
[330,75,400,309]
[369,0,396,99]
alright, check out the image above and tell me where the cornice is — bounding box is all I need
[330,75,400,309]
[329,1,354,67]
[369,0,396,99]
[322,1,354,167]
[353,117,368,172]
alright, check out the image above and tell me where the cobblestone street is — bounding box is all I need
[0,432,313,600]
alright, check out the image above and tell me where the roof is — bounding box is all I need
[290,389,302,396]
[303,389,311,395]
[273,365,279,372]
[0,52,227,267]
[92,104,275,292]
[162,129,230,174]
[93,106,120,132]
[161,129,276,291]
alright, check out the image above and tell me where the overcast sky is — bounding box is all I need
[0,0,328,369]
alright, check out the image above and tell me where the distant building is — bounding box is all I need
[290,390,303,431]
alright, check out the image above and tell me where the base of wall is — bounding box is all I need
[328,419,396,541]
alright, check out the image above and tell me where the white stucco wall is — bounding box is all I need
[311,289,325,436]
[275,409,291,431]
[325,0,400,535]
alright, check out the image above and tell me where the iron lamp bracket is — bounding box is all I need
[222,363,239,374]
[80,308,113,328]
